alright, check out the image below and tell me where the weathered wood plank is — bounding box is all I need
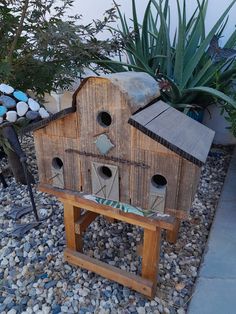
[76,77,132,203]
[142,228,161,298]
[129,100,169,126]
[129,101,215,166]
[63,203,83,251]
[39,184,175,231]
[166,219,181,244]
[64,248,154,297]
[75,211,99,234]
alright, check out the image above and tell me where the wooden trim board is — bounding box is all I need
[39,184,175,231]
[64,248,154,297]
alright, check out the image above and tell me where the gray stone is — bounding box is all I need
[0,95,16,108]
[44,280,57,289]
[26,111,39,120]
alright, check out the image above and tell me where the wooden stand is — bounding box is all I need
[40,184,176,298]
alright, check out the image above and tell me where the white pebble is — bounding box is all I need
[33,304,39,312]
[137,307,146,314]
[6,110,17,122]
[28,98,40,111]
[16,101,28,116]
[42,305,51,314]
[0,83,14,94]
[1,258,8,266]
[7,310,17,314]
[39,107,49,118]
[0,117,3,124]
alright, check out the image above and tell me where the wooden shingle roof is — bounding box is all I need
[128,100,215,166]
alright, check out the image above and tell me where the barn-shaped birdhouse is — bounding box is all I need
[33,72,214,219]
[31,72,214,297]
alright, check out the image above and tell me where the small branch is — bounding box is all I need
[8,0,29,64]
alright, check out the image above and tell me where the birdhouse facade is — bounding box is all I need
[33,72,214,219]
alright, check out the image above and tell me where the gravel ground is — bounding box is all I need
[0,135,233,314]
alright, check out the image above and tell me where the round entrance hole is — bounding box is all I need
[98,165,112,179]
[52,157,63,170]
[97,111,112,127]
[151,174,167,188]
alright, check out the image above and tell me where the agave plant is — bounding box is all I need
[93,0,236,110]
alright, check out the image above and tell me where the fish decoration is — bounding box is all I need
[208,35,236,63]
[84,194,171,219]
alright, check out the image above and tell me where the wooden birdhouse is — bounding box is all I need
[31,72,214,297]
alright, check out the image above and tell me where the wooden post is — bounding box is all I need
[142,227,161,298]
[166,219,180,244]
[63,202,83,252]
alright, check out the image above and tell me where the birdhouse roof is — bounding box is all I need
[23,72,160,133]
[72,72,160,113]
[128,100,215,166]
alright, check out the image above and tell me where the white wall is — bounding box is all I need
[71,0,236,43]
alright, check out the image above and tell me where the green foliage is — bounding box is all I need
[0,0,118,96]
[222,104,236,136]
[94,0,236,109]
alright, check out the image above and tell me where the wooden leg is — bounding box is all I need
[63,202,83,252]
[166,219,180,244]
[142,228,161,298]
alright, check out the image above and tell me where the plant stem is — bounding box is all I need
[8,0,29,65]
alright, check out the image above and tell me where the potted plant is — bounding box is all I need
[93,0,236,121]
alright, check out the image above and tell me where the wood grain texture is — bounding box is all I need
[129,101,215,166]
[130,148,182,210]
[166,219,181,244]
[75,77,132,203]
[142,228,161,298]
[33,129,47,184]
[63,203,83,251]
[45,112,77,138]
[176,160,201,212]
[73,73,160,114]
[39,184,175,231]
[37,135,80,191]
[64,248,153,297]
[75,211,98,234]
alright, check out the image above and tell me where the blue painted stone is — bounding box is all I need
[0,105,7,116]
[21,296,30,305]
[0,95,16,108]
[44,280,57,289]
[52,305,61,314]
[13,90,28,102]
[36,273,48,279]
[0,304,6,312]
[26,111,39,120]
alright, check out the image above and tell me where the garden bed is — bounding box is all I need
[0,135,233,314]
